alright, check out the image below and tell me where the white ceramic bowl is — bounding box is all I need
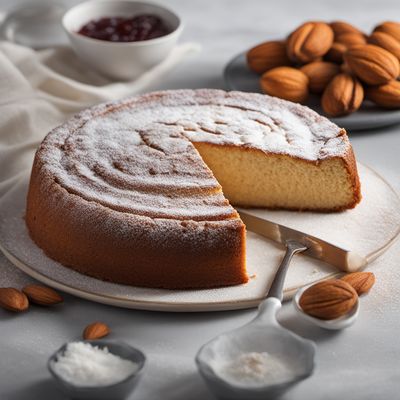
[62,0,183,80]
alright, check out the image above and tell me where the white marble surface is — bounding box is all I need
[1,0,400,399]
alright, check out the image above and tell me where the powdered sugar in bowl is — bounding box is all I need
[48,340,146,400]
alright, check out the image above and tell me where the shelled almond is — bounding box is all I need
[299,272,375,320]
[0,285,63,312]
[247,20,400,117]
[260,67,309,103]
[22,284,63,306]
[83,322,110,340]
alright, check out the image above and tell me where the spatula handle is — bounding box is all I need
[267,240,307,301]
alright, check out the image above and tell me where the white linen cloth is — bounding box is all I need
[0,40,199,285]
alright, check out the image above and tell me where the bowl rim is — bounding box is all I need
[47,339,146,391]
[62,0,183,47]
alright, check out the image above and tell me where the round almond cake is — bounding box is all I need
[26,89,361,289]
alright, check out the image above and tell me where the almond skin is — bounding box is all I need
[22,284,63,306]
[330,21,364,37]
[325,42,347,63]
[83,322,110,340]
[322,73,364,116]
[366,80,400,108]
[341,272,375,295]
[0,288,29,312]
[336,32,366,49]
[344,44,400,85]
[301,61,340,93]
[368,31,400,61]
[374,21,400,42]
[260,66,309,103]
[287,22,334,63]
[299,279,358,320]
[247,40,291,74]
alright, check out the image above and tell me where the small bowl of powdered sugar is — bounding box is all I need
[48,340,145,400]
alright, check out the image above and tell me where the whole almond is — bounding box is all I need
[260,66,309,103]
[366,80,400,108]
[368,31,400,61]
[341,272,375,295]
[22,284,63,306]
[0,288,29,312]
[374,21,400,42]
[301,61,340,93]
[287,22,334,63]
[336,32,366,49]
[247,41,291,74]
[299,279,358,320]
[344,44,400,85]
[322,73,364,116]
[325,42,347,63]
[83,322,110,340]
[330,21,364,37]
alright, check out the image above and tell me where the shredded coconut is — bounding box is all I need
[51,342,139,387]
[215,352,293,386]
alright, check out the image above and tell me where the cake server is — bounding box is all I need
[238,209,367,272]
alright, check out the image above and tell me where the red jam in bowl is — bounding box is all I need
[77,15,171,42]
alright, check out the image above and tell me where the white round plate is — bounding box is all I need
[224,52,400,132]
[0,164,399,312]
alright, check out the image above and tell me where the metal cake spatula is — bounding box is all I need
[238,209,367,272]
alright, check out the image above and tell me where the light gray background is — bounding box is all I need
[1,0,400,399]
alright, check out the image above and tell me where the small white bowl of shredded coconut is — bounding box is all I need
[48,340,145,400]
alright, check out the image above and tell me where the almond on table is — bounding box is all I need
[22,284,63,306]
[341,272,376,295]
[0,288,29,312]
[83,322,111,340]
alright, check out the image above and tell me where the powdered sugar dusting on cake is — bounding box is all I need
[38,89,348,219]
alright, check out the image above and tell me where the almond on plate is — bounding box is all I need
[373,21,400,42]
[344,44,400,85]
[287,21,334,63]
[325,42,347,63]
[330,21,365,37]
[260,66,309,103]
[301,61,340,93]
[366,80,400,108]
[321,73,364,116]
[336,32,366,49]
[368,31,400,60]
[247,40,291,74]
